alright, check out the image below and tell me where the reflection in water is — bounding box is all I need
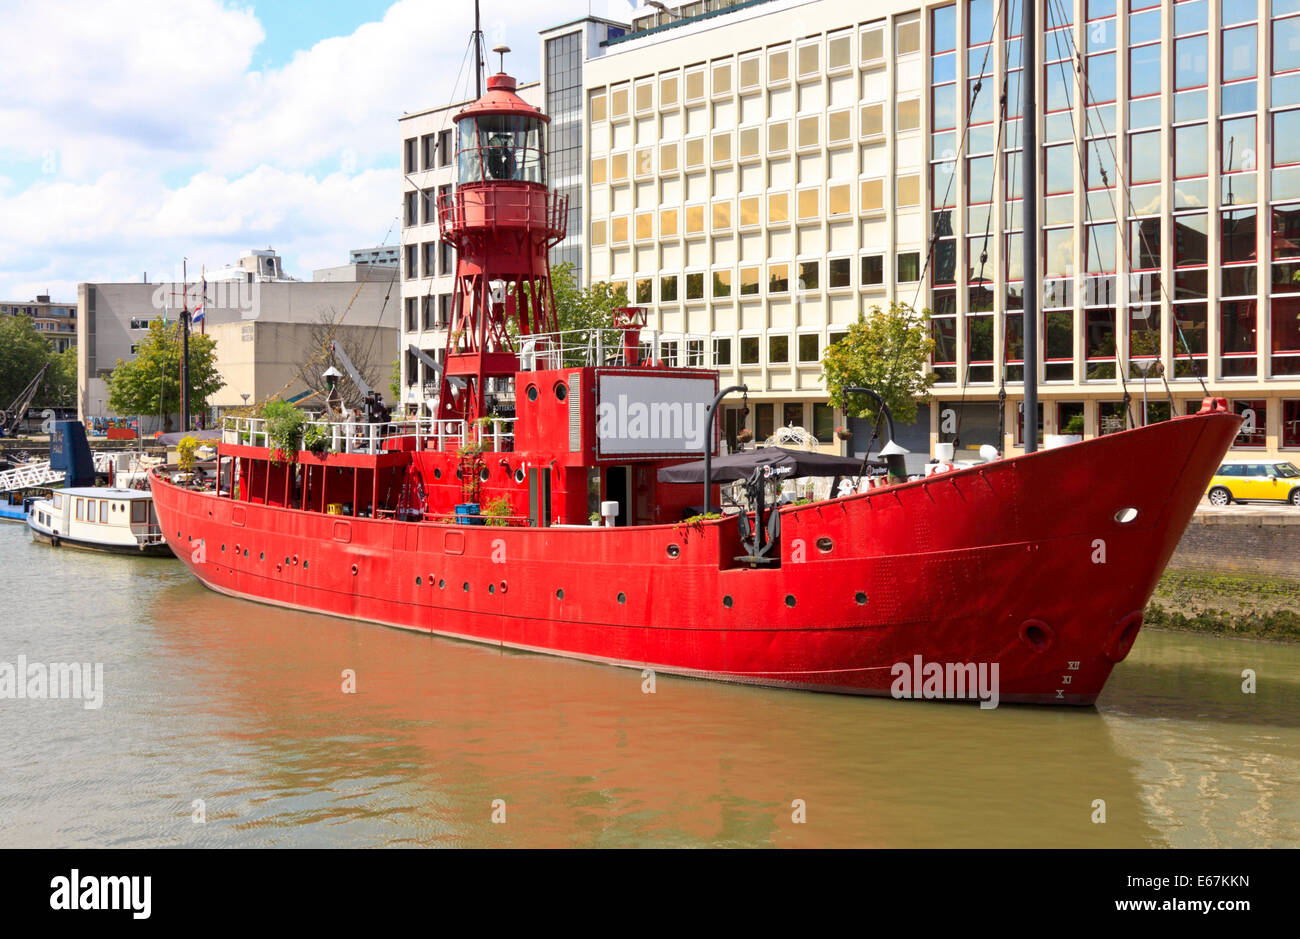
[0,525,1295,847]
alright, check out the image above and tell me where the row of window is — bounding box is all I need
[589,16,920,123]
[404,294,454,332]
[403,129,453,175]
[404,241,454,281]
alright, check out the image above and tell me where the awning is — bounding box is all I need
[656,446,873,484]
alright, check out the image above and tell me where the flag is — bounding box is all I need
[192,301,204,325]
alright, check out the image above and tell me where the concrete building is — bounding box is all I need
[77,266,397,429]
[1,295,77,353]
[349,245,400,266]
[205,248,298,283]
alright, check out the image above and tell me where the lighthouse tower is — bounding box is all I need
[436,70,567,423]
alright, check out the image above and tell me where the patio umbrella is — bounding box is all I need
[656,445,872,484]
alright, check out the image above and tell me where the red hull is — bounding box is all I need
[150,411,1239,705]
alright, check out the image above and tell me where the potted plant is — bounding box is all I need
[302,423,331,458]
[834,426,852,441]
[736,428,753,444]
[589,511,603,527]
[483,496,513,527]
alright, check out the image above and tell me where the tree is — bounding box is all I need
[389,357,401,403]
[551,261,627,335]
[106,318,224,431]
[38,347,77,410]
[295,308,383,411]
[0,315,55,409]
[821,302,938,429]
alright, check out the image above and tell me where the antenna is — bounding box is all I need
[492,44,510,74]
[474,0,484,98]
[1020,0,1038,453]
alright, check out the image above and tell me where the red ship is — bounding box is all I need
[150,68,1240,706]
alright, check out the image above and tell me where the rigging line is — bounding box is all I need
[874,0,1004,434]
[953,56,1013,445]
[1047,0,1208,401]
[908,12,1002,314]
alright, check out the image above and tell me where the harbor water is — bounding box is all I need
[0,522,1296,848]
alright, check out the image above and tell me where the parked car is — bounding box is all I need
[1206,460,1300,505]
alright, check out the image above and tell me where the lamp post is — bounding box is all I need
[702,384,747,516]
[841,386,908,482]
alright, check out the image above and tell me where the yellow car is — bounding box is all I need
[1206,460,1300,506]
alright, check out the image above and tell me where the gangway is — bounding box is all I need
[0,451,116,494]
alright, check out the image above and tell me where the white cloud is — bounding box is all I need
[0,0,596,298]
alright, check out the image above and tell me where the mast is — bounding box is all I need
[180,258,191,434]
[474,0,484,98]
[1020,0,1038,452]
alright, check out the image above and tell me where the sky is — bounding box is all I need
[0,0,633,300]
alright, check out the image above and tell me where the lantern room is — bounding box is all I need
[454,74,548,187]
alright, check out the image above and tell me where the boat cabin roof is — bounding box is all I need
[53,487,153,500]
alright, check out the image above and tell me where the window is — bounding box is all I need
[797,115,819,149]
[611,216,628,244]
[861,179,884,213]
[739,56,760,90]
[797,188,819,220]
[828,34,850,71]
[714,337,732,366]
[861,25,885,65]
[611,85,629,119]
[768,192,789,224]
[610,152,628,182]
[739,266,760,295]
[636,212,653,241]
[861,254,884,285]
[686,68,704,102]
[798,42,819,77]
[797,261,819,291]
[741,336,761,364]
[686,138,704,169]
[828,257,851,288]
[591,220,607,247]
[635,81,653,113]
[768,48,789,83]
[686,272,705,300]
[1233,399,1268,447]
[739,196,759,228]
[897,252,921,282]
[828,184,850,216]
[769,335,790,363]
[861,103,884,137]
[896,174,920,207]
[660,74,678,108]
[686,205,705,235]
[590,90,607,122]
[713,270,732,298]
[661,275,678,302]
[768,263,790,293]
[712,200,731,231]
[660,142,678,173]
[712,61,732,96]
[828,110,851,144]
[897,98,921,131]
[739,127,760,160]
[768,121,789,153]
[712,132,731,164]
[897,19,920,55]
[660,208,679,237]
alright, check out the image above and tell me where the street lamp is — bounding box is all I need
[702,384,747,516]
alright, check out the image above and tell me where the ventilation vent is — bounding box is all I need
[568,373,581,452]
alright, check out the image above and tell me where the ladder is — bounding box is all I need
[0,451,116,493]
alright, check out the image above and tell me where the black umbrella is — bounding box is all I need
[657,446,871,484]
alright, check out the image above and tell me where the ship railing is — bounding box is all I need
[221,416,514,455]
[131,524,165,546]
[517,328,719,370]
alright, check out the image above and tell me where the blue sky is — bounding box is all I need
[0,0,608,300]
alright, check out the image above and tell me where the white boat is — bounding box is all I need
[26,486,172,556]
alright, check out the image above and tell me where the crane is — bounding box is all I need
[0,363,50,438]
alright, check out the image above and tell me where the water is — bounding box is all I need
[1,522,1297,848]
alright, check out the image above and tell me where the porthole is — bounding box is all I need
[479,467,490,482]
[1114,507,1139,524]
[221,544,225,552]
[785,594,796,608]
[617,592,626,604]
[723,595,733,608]
[303,560,308,569]
[259,552,264,561]
[527,384,539,402]
[556,588,564,600]
[854,591,867,605]
[455,468,464,480]
[351,564,358,575]
[488,583,495,594]
[816,537,833,553]
[416,576,422,586]
[666,544,680,558]
[438,579,445,589]
[514,468,526,483]
[554,382,568,401]
[433,468,442,480]
[463,582,469,592]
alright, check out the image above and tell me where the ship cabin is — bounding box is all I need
[218,329,725,529]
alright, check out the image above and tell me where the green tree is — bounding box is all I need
[106,318,223,431]
[821,302,938,428]
[389,357,401,403]
[0,315,55,409]
[38,346,77,409]
[551,261,627,334]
